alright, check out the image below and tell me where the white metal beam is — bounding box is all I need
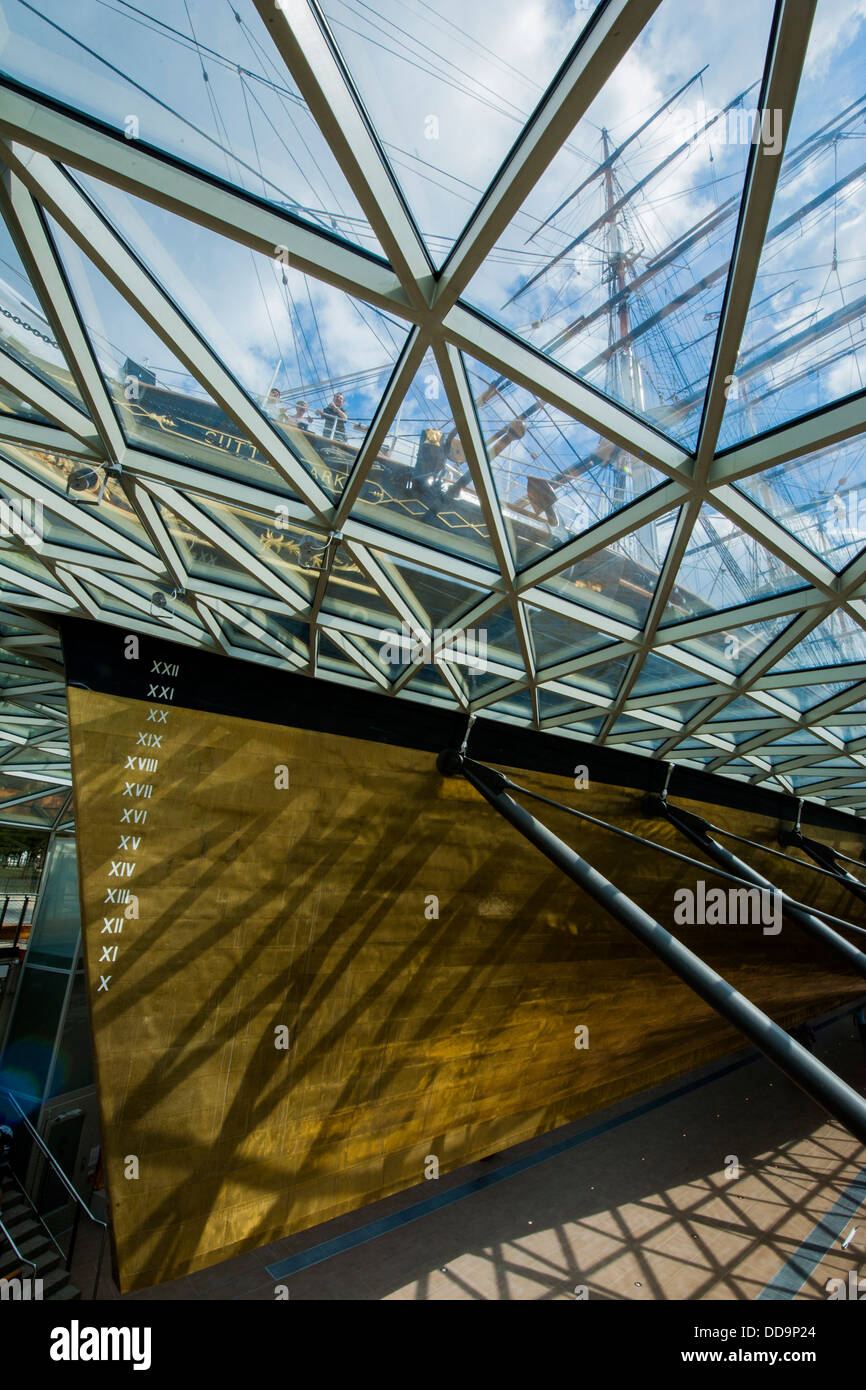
[433,0,664,314]
[255,0,432,309]
[1,143,334,521]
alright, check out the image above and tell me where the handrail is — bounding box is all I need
[2,1169,65,1261]
[1,1090,106,1229]
[0,1213,38,1281]
[2,1088,108,1298]
[0,954,19,1009]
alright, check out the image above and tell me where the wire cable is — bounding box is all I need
[479,765,866,939]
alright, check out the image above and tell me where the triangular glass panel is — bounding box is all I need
[537,688,600,722]
[376,599,522,682]
[773,613,866,673]
[0,667,58,698]
[609,715,661,738]
[465,670,513,703]
[154,499,272,597]
[45,215,282,490]
[719,11,866,446]
[787,771,855,790]
[0,616,43,639]
[646,696,712,725]
[670,750,722,772]
[764,728,827,749]
[80,572,209,635]
[543,508,680,627]
[797,756,863,772]
[663,504,808,620]
[321,546,404,629]
[71,175,411,502]
[464,0,776,448]
[218,617,289,661]
[487,688,535,721]
[328,1,601,267]
[27,509,132,562]
[200,499,325,605]
[0,212,85,409]
[2,3,383,253]
[836,730,866,748]
[0,384,53,427]
[0,546,68,598]
[484,607,528,668]
[769,681,856,715]
[660,612,797,675]
[387,559,489,631]
[734,437,866,573]
[758,745,816,766]
[404,664,459,702]
[5,745,67,769]
[348,349,500,571]
[707,694,779,725]
[75,577,154,622]
[464,353,666,569]
[560,654,630,701]
[527,604,616,672]
[385,611,522,689]
[317,632,376,683]
[710,726,772,747]
[630,654,712,698]
[542,710,607,739]
[0,786,68,826]
[0,639,42,672]
[0,442,158,559]
[228,605,308,659]
[0,468,127,561]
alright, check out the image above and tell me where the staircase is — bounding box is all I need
[0,1174,81,1300]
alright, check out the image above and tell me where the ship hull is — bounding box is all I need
[64,624,866,1292]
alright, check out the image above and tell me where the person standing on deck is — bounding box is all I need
[290,400,313,431]
[318,392,348,441]
[263,387,287,422]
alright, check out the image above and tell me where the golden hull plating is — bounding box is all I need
[68,686,866,1292]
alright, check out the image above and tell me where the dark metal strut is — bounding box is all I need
[781,823,866,911]
[438,749,866,1145]
[652,799,866,982]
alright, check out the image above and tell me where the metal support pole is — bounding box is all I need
[0,896,8,931]
[782,829,866,910]
[66,1200,81,1273]
[438,750,866,1144]
[656,800,866,982]
[11,897,28,952]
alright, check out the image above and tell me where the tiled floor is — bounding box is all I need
[66,1008,866,1301]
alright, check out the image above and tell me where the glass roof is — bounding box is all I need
[464,0,777,447]
[0,0,865,813]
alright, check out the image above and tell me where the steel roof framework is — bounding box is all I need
[0,0,864,814]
